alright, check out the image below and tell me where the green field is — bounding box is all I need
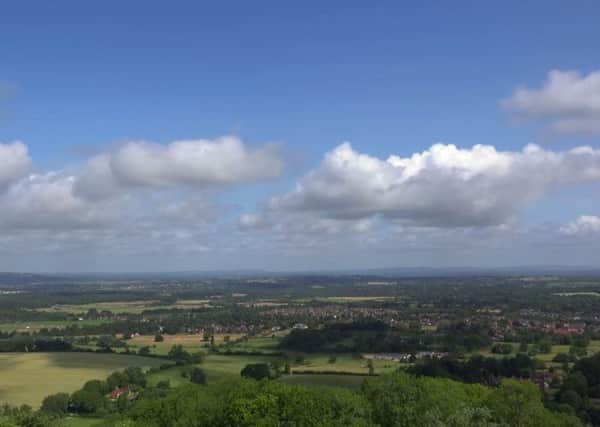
[0,352,164,407]
[147,353,281,386]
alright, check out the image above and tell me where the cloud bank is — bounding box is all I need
[2,134,600,270]
[266,142,600,227]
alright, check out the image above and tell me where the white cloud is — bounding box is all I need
[267,142,600,227]
[0,141,32,188]
[74,136,284,199]
[0,172,119,229]
[502,69,600,134]
[560,215,600,235]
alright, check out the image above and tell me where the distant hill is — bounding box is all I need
[1,265,599,284]
[0,272,68,286]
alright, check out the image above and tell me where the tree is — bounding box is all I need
[538,339,553,354]
[82,379,109,395]
[41,393,69,415]
[168,345,192,365]
[124,366,147,387]
[107,371,128,389]
[190,368,207,385]
[241,363,271,380]
[69,390,105,414]
[491,343,513,355]
[156,380,170,389]
[154,334,164,342]
[138,346,151,356]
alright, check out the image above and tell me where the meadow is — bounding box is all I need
[0,352,163,407]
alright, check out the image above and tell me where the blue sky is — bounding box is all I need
[1,1,600,271]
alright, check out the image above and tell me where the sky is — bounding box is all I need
[1,1,600,272]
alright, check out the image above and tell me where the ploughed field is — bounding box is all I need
[0,352,163,407]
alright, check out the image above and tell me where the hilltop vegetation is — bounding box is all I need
[0,370,582,427]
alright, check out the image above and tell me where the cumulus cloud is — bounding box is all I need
[75,136,284,199]
[267,142,600,227]
[0,135,280,231]
[0,172,119,229]
[502,69,600,134]
[560,215,600,235]
[0,141,32,188]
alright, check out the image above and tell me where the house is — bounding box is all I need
[110,386,129,400]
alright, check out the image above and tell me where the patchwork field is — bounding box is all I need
[126,333,245,355]
[0,352,163,407]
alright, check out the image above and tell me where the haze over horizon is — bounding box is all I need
[2,1,600,272]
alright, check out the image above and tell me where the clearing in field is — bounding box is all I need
[0,352,163,407]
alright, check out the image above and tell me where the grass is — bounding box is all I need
[0,352,164,408]
[290,353,400,375]
[146,353,281,385]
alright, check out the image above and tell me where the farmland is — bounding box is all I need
[2,274,600,425]
[0,352,163,407]
[126,333,244,355]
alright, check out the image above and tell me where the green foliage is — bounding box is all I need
[137,346,151,356]
[156,380,170,389]
[240,363,271,381]
[167,345,193,365]
[70,389,106,413]
[485,380,580,427]
[361,371,489,427]
[491,343,513,355]
[361,372,581,427]
[40,392,69,415]
[189,368,207,385]
[83,379,110,395]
